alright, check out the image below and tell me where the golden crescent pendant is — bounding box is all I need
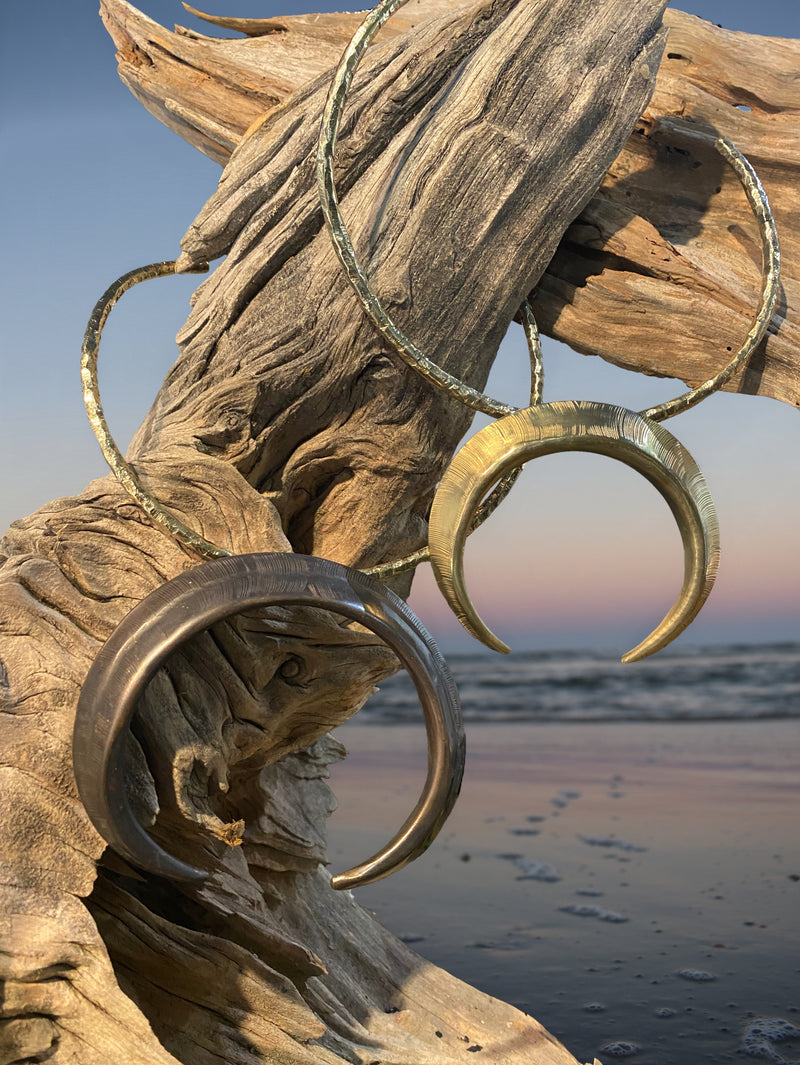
[428,401,720,662]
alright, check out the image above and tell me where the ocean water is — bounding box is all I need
[360,642,800,724]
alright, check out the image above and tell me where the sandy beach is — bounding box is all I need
[328,720,800,1064]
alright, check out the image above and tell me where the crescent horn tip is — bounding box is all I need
[620,643,653,666]
[330,869,359,891]
[620,624,684,663]
[434,569,512,654]
[621,630,669,664]
[467,622,511,656]
[620,573,718,667]
[620,610,700,666]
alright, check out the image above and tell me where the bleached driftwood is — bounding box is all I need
[101,0,800,405]
[0,1,667,1062]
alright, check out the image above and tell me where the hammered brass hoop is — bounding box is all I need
[82,264,544,576]
[80,260,226,560]
[317,0,780,424]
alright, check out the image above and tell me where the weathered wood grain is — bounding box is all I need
[0,1,665,1062]
[538,14,799,407]
[100,0,800,406]
[100,0,472,161]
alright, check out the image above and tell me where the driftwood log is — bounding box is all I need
[101,0,800,406]
[0,1,796,1063]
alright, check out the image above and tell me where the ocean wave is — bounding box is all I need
[359,642,800,724]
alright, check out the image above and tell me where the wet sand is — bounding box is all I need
[328,720,800,1064]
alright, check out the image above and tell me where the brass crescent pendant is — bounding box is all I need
[428,402,720,662]
[73,553,465,890]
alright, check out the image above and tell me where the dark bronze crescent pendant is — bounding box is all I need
[73,553,465,890]
[428,401,720,662]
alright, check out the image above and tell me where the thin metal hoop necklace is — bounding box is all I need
[316,0,780,424]
[81,270,544,576]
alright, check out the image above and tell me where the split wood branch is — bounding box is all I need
[100,0,800,406]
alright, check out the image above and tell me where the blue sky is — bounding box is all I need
[1,0,798,653]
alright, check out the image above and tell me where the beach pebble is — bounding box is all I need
[551,789,581,808]
[560,903,628,923]
[598,1040,640,1057]
[740,1017,800,1062]
[655,1007,677,1018]
[513,857,561,882]
[508,827,541,836]
[677,968,716,982]
[579,835,646,852]
[398,933,425,943]
[576,889,605,898]
[583,1002,607,1013]
[467,937,529,952]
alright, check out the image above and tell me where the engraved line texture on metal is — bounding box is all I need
[80,260,224,560]
[73,553,465,889]
[317,3,779,422]
[642,135,781,422]
[427,402,720,661]
[317,0,516,417]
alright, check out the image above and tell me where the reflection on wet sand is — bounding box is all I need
[329,720,800,1065]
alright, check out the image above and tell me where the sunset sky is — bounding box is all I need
[2,0,798,654]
